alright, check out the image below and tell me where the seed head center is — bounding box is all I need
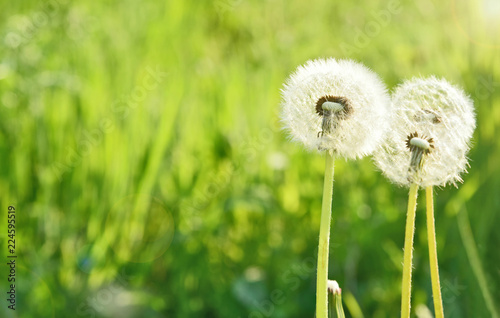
[409,137,430,150]
[315,95,353,142]
[315,95,352,117]
[405,132,435,175]
[322,101,344,113]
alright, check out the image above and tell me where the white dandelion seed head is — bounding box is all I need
[280,58,391,159]
[374,76,476,187]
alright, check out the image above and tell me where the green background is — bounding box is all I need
[0,0,498,317]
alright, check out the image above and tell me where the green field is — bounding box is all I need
[0,1,499,317]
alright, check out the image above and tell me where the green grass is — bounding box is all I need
[0,0,499,317]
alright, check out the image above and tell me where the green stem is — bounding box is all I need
[425,186,444,318]
[401,183,419,318]
[316,152,335,318]
[335,291,346,318]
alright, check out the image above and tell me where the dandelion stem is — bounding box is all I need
[334,291,346,318]
[316,151,335,318]
[425,186,444,318]
[401,183,418,318]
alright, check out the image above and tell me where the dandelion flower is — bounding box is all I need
[374,76,476,187]
[281,58,391,158]
[280,58,391,318]
[374,76,476,318]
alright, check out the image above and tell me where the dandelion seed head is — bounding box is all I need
[327,280,341,295]
[280,58,391,159]
[374,76,476,187]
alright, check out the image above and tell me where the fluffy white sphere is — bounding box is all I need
[280,58,391,159]
[374,76,476,187]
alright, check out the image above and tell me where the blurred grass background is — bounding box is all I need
[0,0,499,317]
